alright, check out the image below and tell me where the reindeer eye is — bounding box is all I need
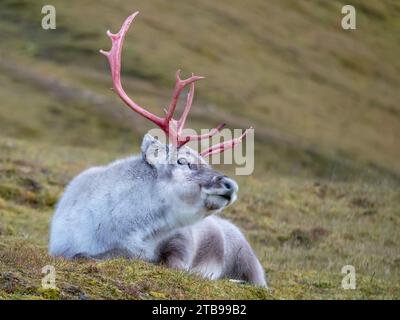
[177,158,188,166]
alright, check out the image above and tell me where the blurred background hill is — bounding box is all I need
[0,0,399,299]
[1,0,399,180]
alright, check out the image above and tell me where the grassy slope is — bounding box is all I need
[0,0,399,299]
[1,138,398,299]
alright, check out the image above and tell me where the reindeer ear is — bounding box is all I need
[141,134,168,166]
[141,134,157,154]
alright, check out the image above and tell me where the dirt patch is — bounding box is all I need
[0,271,36,295]
[19,177,43,192]
[280,227,330,248]
[351,197,378,216]
[116,280,150,299]
[351,197,375,209]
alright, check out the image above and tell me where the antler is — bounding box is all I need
[100,12,224,147]
[200,128,252,158]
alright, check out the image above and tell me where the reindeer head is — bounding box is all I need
[139,133,238,220]
[100,12,250,222]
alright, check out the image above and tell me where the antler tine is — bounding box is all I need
[100,12,164,127]
[164,70,204,127]
[200,127,253,158]
[176,78,195,135]
[175,73,225,147]
[177,123,226,147]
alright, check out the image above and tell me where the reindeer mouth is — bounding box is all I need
[220,194,232,202]
[204,194,232,212]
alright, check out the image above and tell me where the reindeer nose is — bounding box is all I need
[218,176,238,195]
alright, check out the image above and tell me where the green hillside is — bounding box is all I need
[0,0,399,299]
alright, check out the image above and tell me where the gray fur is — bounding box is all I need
[156,215,267,287]
[49,134,266,287]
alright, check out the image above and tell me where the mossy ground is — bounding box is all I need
[0,138,398,299]
[0,1,399,299]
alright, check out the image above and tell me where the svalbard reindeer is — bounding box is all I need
[49,12,266,287]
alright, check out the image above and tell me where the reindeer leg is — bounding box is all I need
[156,231,192,271]
[229,246,268,288]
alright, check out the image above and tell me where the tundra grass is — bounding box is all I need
[0,138,398,299]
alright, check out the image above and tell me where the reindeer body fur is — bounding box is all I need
[50,155,165,261]
[157,215,267,287]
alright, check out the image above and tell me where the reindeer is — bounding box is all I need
[48,12,267,287]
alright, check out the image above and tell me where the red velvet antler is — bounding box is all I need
[200,128,252,158]
[100,12,224,147]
